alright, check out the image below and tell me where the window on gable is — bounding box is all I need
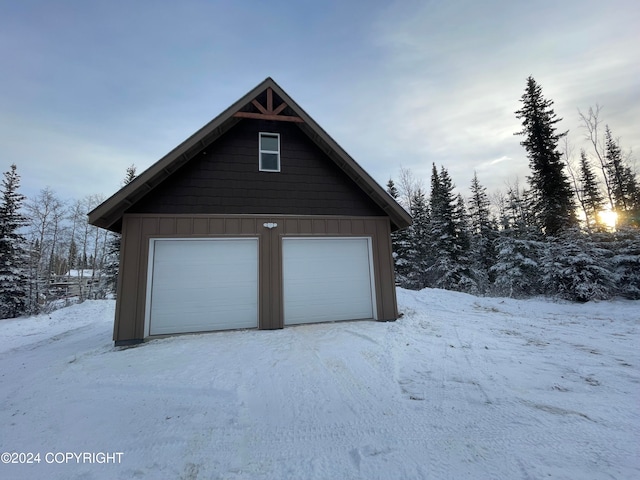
[259,132,280,172]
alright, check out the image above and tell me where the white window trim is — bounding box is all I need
[259,132,281,172]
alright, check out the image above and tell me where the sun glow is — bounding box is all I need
[598,209,618,230]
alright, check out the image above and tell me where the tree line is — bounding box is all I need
[389,76,639,302]
[1,76,638,318]
[0,165,136,319]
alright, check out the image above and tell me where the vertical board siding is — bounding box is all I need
[193,218,208,234]
[339,220,352,234]
[284,218,298,233]
[158,217,175,234]
[176,218,192,233]
[241,218,256,234]
[326,218,340,233]
[352,219,365,235]
[225,218,240,232]
[311,219,327,234]
[374,218,398,321]
[298,218,312,233]
[209,218,225,233]
[115,214,398,343]
[260,227,271,329]
[115,216,141,341]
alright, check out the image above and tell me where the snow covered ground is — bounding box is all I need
[1,289,638,480]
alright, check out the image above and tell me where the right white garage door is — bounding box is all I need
[282,237,376,325]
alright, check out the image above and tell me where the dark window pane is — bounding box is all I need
[260,135,279,151]
[261,153,279,171]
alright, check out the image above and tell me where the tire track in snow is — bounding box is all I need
[226,324,452,479]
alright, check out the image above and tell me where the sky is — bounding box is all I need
[1,0,639,205]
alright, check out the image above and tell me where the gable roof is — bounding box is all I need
[88,77,412,232]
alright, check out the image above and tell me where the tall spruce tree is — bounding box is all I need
[103,165,137,295]
[401,187,430,290]
[492,183,543,297]
[578,150,605,231]
[468,172,497,293]
[604,126,640,226]
[386,179,399,201]
[387,179,412,288]
[0,165,30,318]
[428,165,476,292]
[454,193,477,293]
[405,188,431,289]
[499,183,537,236]
[515,76,576,235]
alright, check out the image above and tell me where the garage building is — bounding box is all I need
[88,77,412,345]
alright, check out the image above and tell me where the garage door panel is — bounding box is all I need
[149,239,258,335]
[283,238,375,325]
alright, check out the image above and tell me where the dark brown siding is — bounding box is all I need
[114,214,399,344]
[127,119,386,217]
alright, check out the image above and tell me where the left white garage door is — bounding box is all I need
[148,239,258,335]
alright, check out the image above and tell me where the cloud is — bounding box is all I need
[0,0,637,204]
[477,156,511,170]
[358,0,640,193]
[0,114,150,201]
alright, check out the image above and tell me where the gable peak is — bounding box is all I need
[233,83,303,123]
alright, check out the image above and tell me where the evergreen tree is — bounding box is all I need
[0,165,30,318]
[610,228,640,299]
[540,230,613,302]
[68,238,78,272]
[123,164,137,185]
[515,76,577,235]
[453,193,477,293]
[428,165,476,292]
[103,165,137,296]
[102,233,120,296]
[492,182,543,297]
[578,150,605,231]
[387,179,412,288]
[468,172,498,293]
[604,126,640,226]
[491,233,543,298]
[386,179,399,201]
[454,194,471,254]
[404,188,431,289]
[428,164,454,289]
[499,183,537,236]
[468,172,493,236]
[604,126,627,211]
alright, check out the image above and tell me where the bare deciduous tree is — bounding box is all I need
[25,187,66,305]
[579,105,613,209]
[397,166,424,212]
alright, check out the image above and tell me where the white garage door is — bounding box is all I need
[147,238,258,335]
[282,237,375,325]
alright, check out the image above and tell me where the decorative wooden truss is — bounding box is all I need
[233,87,303,123]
